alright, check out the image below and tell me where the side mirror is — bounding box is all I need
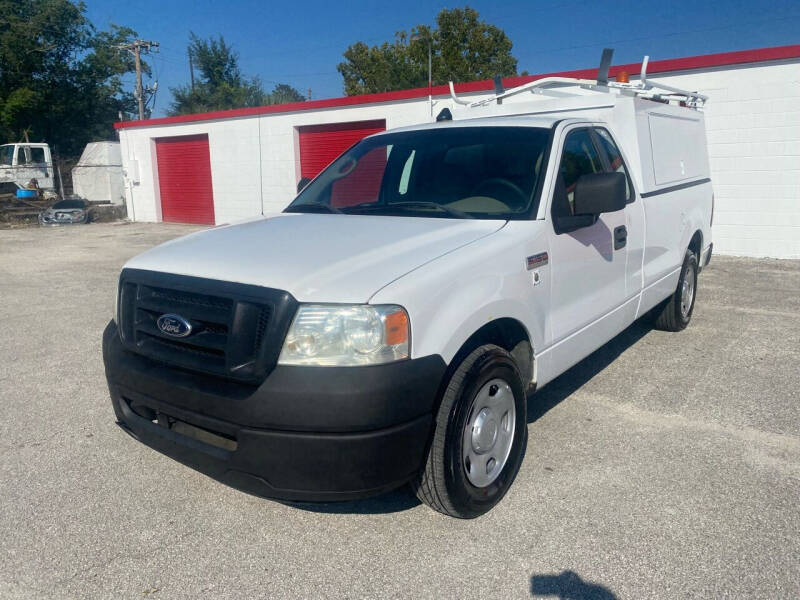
[573,172,626,216]
[296,177,312,194]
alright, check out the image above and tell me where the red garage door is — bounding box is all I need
[298,120,386,180]
[155,134,215,225]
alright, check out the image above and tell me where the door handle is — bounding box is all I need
[613,225,627,250]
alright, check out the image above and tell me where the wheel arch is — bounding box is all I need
[688,229,703,260]
[446,317,535,391]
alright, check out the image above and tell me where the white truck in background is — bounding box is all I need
[1,140,125,226]
[103,52,713,518]
[0,142,55,194]
[1,141,124,202]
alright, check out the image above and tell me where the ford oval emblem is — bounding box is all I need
[157,313,193,338]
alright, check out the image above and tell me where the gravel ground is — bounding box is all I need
[1,222,798,599]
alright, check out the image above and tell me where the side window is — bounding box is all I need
[15,147,30,165]
[29,147,45,164]
[553,129,603,217]
[594,128,633,203]
[0,146,13,165]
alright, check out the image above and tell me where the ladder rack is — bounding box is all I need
[449,51,708,110]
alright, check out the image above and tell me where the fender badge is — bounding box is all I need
[526,252,548,270]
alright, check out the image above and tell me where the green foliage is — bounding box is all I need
[0,1,141,156]
[267,83,305,105]
[436,7,517,83]
[1,88,40,131]
[169,34,305,115]
[337,7,519,95]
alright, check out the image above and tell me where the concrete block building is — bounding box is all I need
[115,45,800,259]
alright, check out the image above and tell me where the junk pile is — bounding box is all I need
[71,142,125,204]
[1,141,127,228]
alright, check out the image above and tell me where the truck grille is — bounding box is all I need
[117,269,297,383]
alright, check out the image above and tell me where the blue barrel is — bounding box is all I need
[16,189,37,198]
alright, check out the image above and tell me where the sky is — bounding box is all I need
[85,0,800,117]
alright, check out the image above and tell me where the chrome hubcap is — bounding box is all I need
[681,267,695,318]
[462,378,516,488]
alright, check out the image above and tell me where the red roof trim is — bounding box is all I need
[115,44,800,130]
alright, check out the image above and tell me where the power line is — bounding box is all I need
[531,12,800,56]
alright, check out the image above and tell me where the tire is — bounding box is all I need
[412,344,527,518]
[654,248,698,332]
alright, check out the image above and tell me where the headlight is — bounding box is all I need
[278,304,409,366]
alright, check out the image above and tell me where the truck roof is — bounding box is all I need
[0,142,50,147]
[380,115,566,136]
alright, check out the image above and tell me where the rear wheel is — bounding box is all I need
[654,248,698,331]
[412,344,527,518]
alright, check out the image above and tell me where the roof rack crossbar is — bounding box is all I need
[640,55,650,86]
[644,79,708,102]
[465,77,599,107]
[449,81,471,105]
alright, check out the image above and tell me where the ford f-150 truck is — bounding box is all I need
[103,68,713,518]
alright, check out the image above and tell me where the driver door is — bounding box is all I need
[546,126,630,373]
[15,146,53,190]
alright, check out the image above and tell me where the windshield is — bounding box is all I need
[285,126,550,220]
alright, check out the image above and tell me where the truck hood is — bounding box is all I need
[124,213,506,303]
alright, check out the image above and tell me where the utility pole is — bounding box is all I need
[118,40,160,120]
[134,47,145,120]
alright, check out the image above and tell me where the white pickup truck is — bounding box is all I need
[103,71,713,518]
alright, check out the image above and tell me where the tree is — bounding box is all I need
[267,83,305,105]
[337,7,519,96]
[0,0,142,156]
[169,34,305,115]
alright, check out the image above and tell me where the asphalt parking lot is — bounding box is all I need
[1,222,799,599]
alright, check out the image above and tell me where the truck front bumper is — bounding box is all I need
[103,321,446,502]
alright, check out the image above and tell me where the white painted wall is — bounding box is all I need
[118,57,800,258]
[119,98,446,225]
[120,118,264,225]
[635,60,800,259]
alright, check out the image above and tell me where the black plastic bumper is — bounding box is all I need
[103,321,446,501]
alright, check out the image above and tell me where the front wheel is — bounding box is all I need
[654,248,698,332]
[412,344,527,518]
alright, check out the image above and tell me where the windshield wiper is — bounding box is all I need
[285,202,343,215]
[353,201,474,219]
